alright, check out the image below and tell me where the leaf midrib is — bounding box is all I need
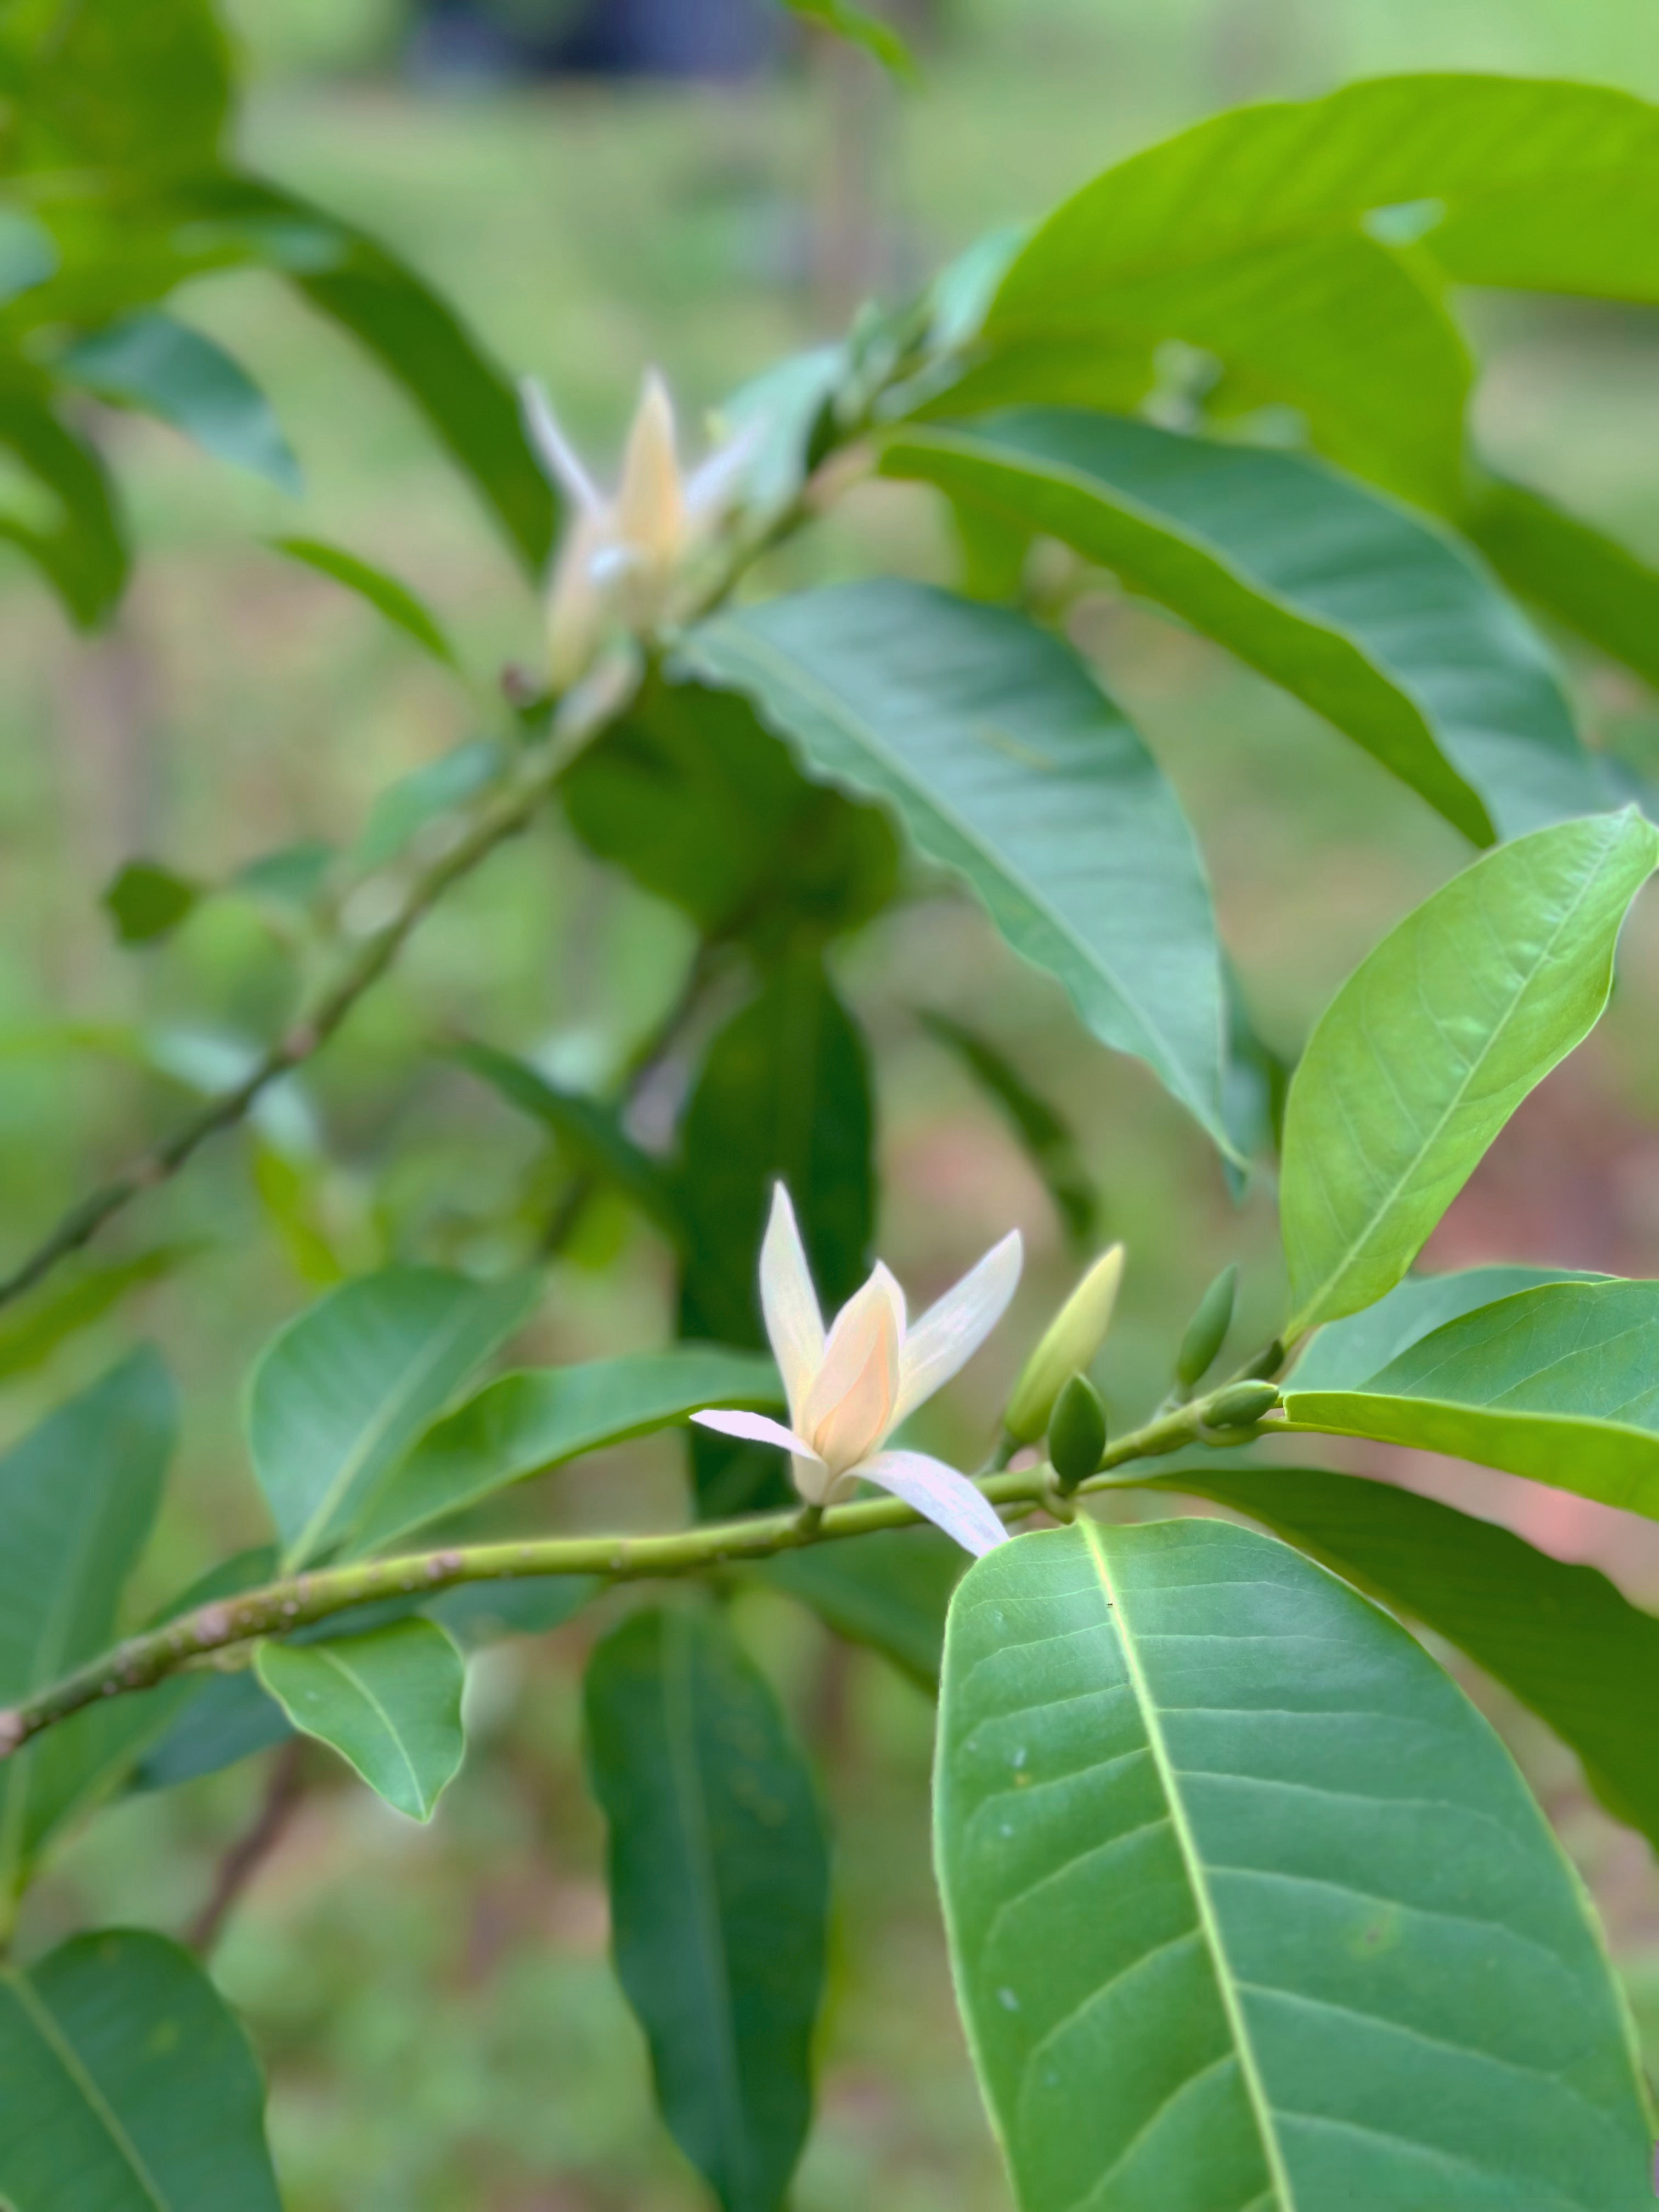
[4,1968,170,2210]
[302,1643,428,1813]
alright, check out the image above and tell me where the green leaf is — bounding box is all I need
[60,312,301,495]
[272,535,458,665]
[246,1265,539,1568]
[456,1041,682,1238]
[884,411,1602,845]
[0,1928,280,2209]
[256,1617,466,1821]
[0,0,232,174]
[0,1352,174,1905]
[346,1346,782,1557]
[561,673,899,960]
[584,1604,829,2212]
[678,956,873,1517]
[684,583,1231,1151]
[1144,1459,1659,1853]
[0,1244,192,1382]
[936,1517,1654,2211]
[1282,1276,1659,1523]
[102,857,200,945]
[755,1526,964,1690]
[1462,473,1659,695]
[0,387,126,627]
[920,1010,1098,1249]
[778,0,916,78]
[1289,1264,1608,1391]
[1280,810,1659,1335]
[351,737,504,873]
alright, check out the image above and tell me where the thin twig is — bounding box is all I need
[187,1737,307,1955]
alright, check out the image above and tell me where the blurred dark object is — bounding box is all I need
[411,0,786,78]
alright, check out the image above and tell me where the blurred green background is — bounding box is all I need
[9,1,1659,2204]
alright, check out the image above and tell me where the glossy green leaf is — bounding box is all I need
[936,1517,1652,2211]
[0,1928,280,2210]
[272,535,457,664]
[247,1265,539,1568]
[1289,1265,1607,1391]
[685,583,1231,1150]
[780,0,915,77]
[1280,810,1658,1335]
[1463,474,1659,695]
[0,1352,174,1905]
[1282,1276,1659,1522]
[347,1346,781,1556]
[102,857,200,945]
[921,1011,1098,1250]
[562,673,899,960]
[257,1617,465,1821]
[585,1605,828,2212]
[885,411,1601,845]
[456,1041,682,1239]
[61,312,301,494]
[0,388,126,627]
[678,956,873,1516]
[1145,1459,1659,1851]
[757,1526,964,1689]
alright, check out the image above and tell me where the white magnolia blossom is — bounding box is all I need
[693,1184,1023,1558]
[521,368,755,687]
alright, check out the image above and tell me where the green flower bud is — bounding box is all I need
[1176,1263,1237,1390]
[1049,1373,1107,1492]
[1003,1244,1125,1444]
[1202,1379,1280,1431]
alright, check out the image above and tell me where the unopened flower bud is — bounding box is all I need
[1003,1243,1125,1444]
[1048,1373,1107,1492]
[1176,1263,1237,1390]
[1202,1380,1280,1432]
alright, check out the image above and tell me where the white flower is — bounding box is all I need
[521,368,757,688]
[693,1184,1023,1558]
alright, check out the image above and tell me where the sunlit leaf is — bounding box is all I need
[1288,1264,1607,1391]
[272,535,458,665]
[778,0,915,79]
[936,1518,1653,2210]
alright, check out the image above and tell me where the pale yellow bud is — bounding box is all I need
[615,369,687,582]
[1003,1243,1125,1444]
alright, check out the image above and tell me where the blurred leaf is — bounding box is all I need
[0,1351,174,1906]
[885,411,1603,845]
[678,957,873,1517]
[1221,965,1291,1192]
[251,1143,347,1288]
[132,1668,291,1793]
[425,1575,597,1650]
[0,1929,280,2210]
[101,856,200,945]
[755,1526,964,1689]
[1280,811,1658,1335]
[0,386,126,626]
[1463,473,1659,695]
[0,1244,191,1382]
[352,737,504,872]
[247,1266,539,1568]
[1289,1264,1608,1392]
[256,1618,466,1822]
[0,209,55,304]
[562,674,899,959]
[585,1604,828,2212]
[232,837,335,910]
[1147,1459,1659,1852]
[455,1041,682,1238]
[0,0,232,174]
[715,343,843,517]
[60,311,301,493]
[347,1346,781,1557]
[686,583,1232,1152]
[272,535,457,665]
[920,1011,1097,1249]
[936,1518,1654,2210]
[1283,1277,1659,1522]
[779,0,915,78]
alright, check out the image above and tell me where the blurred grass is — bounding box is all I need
[9,1,1659,2202]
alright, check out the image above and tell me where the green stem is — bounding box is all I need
[0,1379,1278,1759]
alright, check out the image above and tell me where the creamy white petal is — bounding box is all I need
[683,415,768,521]
[520,376,605,514]
[803,1268,902,1472]
[892,1229,1023,1426]
[759,1183,824,1427]
[546,508,614,689]
[691,1407,825,1466]
[616,369,686,570]
[858,1450,1010,1558]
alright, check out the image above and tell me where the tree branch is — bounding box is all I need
[187,1737,307,1955]
[0,1384,1280,1758]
